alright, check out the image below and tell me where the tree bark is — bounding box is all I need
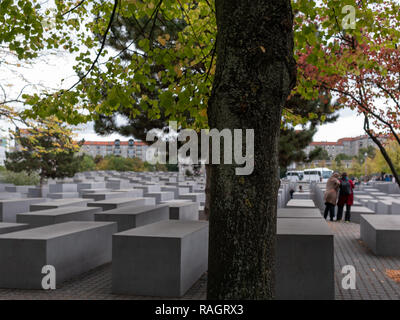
[207,0,296,299]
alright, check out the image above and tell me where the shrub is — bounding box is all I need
[78,154,96,172]
[95,155,146,172]
[0,170,40,186]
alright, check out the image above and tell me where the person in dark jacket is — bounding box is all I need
[337,172,355,222]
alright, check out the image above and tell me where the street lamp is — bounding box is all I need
[364,152,368,183]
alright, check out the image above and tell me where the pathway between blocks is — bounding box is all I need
[330,221,400,300]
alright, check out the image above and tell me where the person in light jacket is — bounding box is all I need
[323,172,340,221]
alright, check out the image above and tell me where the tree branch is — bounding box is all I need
[65,0,119,92]
[62,0,86,16]
[363,113,400,187]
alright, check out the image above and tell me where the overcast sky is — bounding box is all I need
[1,46,367,143]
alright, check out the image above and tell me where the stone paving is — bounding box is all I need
[330,221,400,300]
[1,220,400,300]
[0,263,207,300]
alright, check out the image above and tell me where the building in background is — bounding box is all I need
[304,135,381,159]
[80,139,148,162]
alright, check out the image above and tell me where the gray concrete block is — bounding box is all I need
[49,183,78,193]
[160,186,190,198]
[367,200,378,212]
[0,222,29,234]
[17,206,102,228]
[82,191,137,201]
[0,198,46,222]
[76,182,106,192]
[292,191,312,200]
[360,214,400,256]
[348,206,375,223]
[5,186,33,193]
[178,193,205,206]
[0,183,14,192]
[133,185,161,193]
[87,197,155,211]
[30,199,90,212]
[111,189,144,197]
[27,187,49,198]
[0,192,23,199]
[164,201,199,220]
[95,204,169,231]
[47,192,80,199]
[145,191,175,204]
[0,221,117,289]
[285,199,316,209]
[277,208,322,219]
[276,218,334,300]
[112,220,209,297]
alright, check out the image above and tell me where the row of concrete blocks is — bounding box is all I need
[277,182,296,209]
[277,199,334,300]
[0,219,208,297]
[0,197,205,297]
[0,206,334,299]
[0,184,206,222]
[365,182,400,194]
[19,181,205,200]
[310,183,400,223]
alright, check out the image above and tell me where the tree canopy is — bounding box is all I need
[5,117,82,184]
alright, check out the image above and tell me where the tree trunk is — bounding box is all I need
[204,164,211,221]
[207,0,296,299]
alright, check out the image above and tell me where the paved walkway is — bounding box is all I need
[0,264,207,300]
[1,221,400,300]
[330,221,400,300]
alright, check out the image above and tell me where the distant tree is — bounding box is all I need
[78,154,96,172]
[335,153,353,161]
[5,117,82,189]
[166,163,179,172]
[308,147,330,161]
[94,155,104,164]
[95,155,146,172]
[356,146,376,165]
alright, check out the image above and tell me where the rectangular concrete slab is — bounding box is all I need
[0,198,46,222]
[17,206,102,228]
[0,221,117,289]
[87,197,155,211]
[360,214,400,256]
[277,208,322,219]
[112,220,208,297]
[0,222,29,234]
[285,199,316,209]
[95,204,169,231]
[276,218,334,300]
[348,206,375,223]
[30,199,90,211]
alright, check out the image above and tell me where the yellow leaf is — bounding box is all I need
[260,46,266,53]
[158,36,166,46]
[174,65,182,77]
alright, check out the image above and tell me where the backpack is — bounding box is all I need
[340,180,351,195]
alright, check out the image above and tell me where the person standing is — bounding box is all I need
[337,172,355,222]
[323,172,340,221]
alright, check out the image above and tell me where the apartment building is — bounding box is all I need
[304,135,380,159]
[80,139,148,162]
